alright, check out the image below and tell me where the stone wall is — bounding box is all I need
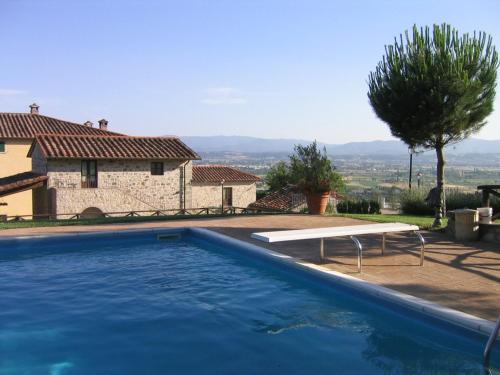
[31,146,194,216]
[191,182,256,208]
[479,223,500,243]
[30,145,257,216]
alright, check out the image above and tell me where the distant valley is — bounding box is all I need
[180,135,500,155]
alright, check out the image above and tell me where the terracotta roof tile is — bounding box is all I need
[30,134,200,160]
[248,186,306,211]
[0,172,48,197]
[249,187,344,211]
[192,165,260,183]
[0,113,122,139]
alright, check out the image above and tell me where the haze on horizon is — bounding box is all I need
[0,0,499,143]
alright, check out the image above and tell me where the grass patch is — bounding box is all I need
[335,213,447,230]
[0,213,286,230]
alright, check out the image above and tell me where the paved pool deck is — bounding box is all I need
[1,214,499,321]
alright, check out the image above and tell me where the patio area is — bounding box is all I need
[1,214,499,321]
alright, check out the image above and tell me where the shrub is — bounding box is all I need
[256,190,267,200]
[400,189,500,215]
[399,190,433,215]
[337,199,381,214]
[263,142,345,195]
[289,141,345,194]
[264,161,290,192]
[369,200,381,214]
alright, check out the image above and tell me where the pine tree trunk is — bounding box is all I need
[433,145,446,227]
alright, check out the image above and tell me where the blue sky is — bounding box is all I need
[1,0,499,143]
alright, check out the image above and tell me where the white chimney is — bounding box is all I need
[29,103,39,114]
[98,119,108,131]
[84,121,93,127]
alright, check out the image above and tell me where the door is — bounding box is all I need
[223,187,233,207]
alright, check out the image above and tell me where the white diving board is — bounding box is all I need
[251,222,425,272]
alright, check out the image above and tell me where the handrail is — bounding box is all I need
[414,231,426,266]
[350,236,363,273]
[484,316,500,368]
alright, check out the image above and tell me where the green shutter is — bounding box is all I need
[0,141,5,153]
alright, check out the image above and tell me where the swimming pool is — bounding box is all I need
[0,228,498,374]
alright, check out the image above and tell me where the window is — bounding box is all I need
[223,187,233,207]
[81,160,98,188]
[151,162,164,175]
[0,141,5,153]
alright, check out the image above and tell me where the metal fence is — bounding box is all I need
[1,206,282,222]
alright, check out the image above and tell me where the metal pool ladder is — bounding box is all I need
[484,316,500,370]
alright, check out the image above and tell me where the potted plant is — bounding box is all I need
[289,141,344,215]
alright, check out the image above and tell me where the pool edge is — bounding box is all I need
[188,227,496,337]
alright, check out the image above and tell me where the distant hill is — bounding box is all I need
[180,135,500,155]
[180,136,314,153]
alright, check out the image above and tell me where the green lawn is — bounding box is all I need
[335,213,447,230]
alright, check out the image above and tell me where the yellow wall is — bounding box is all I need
[0,139,34,217]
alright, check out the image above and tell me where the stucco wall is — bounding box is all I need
[32,149,194,215]
[191,182,256,208]
[0,139,33,217]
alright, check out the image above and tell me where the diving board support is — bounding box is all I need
[415,231,425,266]
[319,235,363,272]
[350,236,362,273]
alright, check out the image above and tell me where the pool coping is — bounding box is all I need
[187,228,495,337]
[0,226,496,337]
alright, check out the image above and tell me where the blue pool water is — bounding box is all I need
[0,230,497,374]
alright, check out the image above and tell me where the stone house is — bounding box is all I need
[0,104,120,217]
[28,134,200,218]
[0,104,260,218]
[191,165,260,209]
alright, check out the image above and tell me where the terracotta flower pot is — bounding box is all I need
[305,191,331,215]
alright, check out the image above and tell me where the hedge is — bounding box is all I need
[337,199,381,214]
[400,189,500,215]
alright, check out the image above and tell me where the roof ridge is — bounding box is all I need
[0,112,124,138]
[2,112,90,127]
[34,133,181,140]
[194,164,233,168]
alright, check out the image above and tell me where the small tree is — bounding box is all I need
[368,24,498,226]
[289,141,344,194]
[265,161,290,192]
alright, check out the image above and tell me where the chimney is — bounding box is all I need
[84,121,93,127]
[29,103,39,114]
[98,119,108,131]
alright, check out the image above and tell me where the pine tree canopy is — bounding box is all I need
[368,23,498,149]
